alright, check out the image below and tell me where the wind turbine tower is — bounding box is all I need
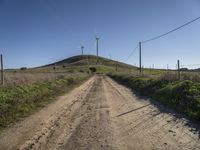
[81,45,84,55]
[96,37,100,57]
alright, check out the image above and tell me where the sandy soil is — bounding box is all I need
[0,75,199,150]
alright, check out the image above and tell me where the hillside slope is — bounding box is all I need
[41,55,136,69]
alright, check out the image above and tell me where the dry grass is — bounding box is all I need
[0,74,91,128]
[2,69,89,87]
[161,71,200,82]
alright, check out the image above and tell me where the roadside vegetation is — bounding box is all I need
[0,55,119,129]
[2,54,200,128]
[109,73,200,121]
[0,72,91,128]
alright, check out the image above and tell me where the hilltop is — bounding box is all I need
[41,55,136,69]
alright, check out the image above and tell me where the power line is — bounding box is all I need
[142,16,200,44]
[124,44,139,62]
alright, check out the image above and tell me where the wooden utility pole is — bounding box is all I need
[139,42,142,74]
[177,60,180,80]
[1,54,4,86]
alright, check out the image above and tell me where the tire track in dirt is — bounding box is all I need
[61,76,117,150]
[19,76,114,150]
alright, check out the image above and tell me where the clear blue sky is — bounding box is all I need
[0,0,200,69]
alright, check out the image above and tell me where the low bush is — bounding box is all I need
[20,67,27,70]
[89,67,96,73]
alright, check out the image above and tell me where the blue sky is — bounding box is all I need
[0,0,200,69]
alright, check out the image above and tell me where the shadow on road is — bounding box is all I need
[116,104,151,117]
[130,88,200,139]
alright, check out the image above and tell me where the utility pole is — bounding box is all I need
[81,45,84,56]
[96,37,100,57]
[139,42,142,74]
[1,54,4,86]
[177,60,180,80]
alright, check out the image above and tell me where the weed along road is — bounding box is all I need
[0,75,200,150]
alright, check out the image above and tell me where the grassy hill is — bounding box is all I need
[33,55,138,75]
[41,55,136,69]
[3,55,139,87]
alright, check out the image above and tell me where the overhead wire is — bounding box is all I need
[141,16,200,44]
[124,44,139,62]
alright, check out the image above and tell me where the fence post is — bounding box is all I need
[177,60,180,80]
[1,54,4,86]
[167,64,169,74]
[142,65,144,75]
[53,64,57,79]
[115,62,118,72]
[139,42,142,74]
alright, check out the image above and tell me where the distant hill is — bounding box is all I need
[41,55,137,69]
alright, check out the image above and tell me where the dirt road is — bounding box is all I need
[0,75,199,150]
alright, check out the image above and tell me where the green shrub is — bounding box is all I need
[109,74,200,121]
[89,67,96,73]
